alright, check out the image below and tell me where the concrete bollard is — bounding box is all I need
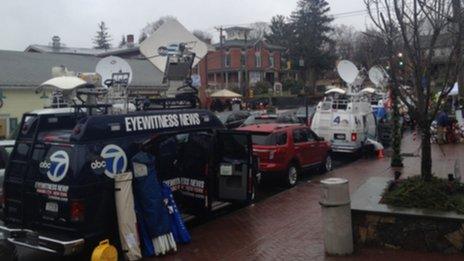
[320,178,353,255]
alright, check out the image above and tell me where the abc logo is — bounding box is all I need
[100,145,127,178]
[46,150,69,182]
[39,161,51,169]
[91,160,106,170]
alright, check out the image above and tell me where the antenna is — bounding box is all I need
[36,76,89,108]
[139,19,208,73]
[368,66,388,87]
[95,56,133,87]
[337,60,359,94]
[96,56,134,113]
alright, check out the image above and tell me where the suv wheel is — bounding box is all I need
[285,164,299,187]
[321,154,332,173]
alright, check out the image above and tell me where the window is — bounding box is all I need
[305,128,316,141]
[251,132,287,146]
[241,51,246,66]
[225,52,231,67]
[293,129,308,143]
[269,53,275,68]
[255,52,261,68]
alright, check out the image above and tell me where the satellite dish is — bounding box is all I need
[37,76,88,93]
[337,60,359,84]
[139,19,208,73]
[369,66,387,86]
[95,56,133,86]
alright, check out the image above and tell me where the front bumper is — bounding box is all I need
[0,225,84,255]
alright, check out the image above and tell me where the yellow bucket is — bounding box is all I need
[91,239,118,261]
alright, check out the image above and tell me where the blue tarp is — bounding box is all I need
[132,152,171,256]
[161,183,191,244]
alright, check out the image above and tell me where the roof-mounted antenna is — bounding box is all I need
[96,56,133,113]
[337,60,359,95]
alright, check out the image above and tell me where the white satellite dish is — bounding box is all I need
[325,88,346,95]
[368,66,387,87]
[139,19,208,73]
[95,56,133,86]
[337,60,359,84]
[38,76,87,92]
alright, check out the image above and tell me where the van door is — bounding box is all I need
[215,130,253,202]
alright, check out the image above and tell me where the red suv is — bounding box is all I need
[237,124,332,187]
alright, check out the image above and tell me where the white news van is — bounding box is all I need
[311,90,377,153]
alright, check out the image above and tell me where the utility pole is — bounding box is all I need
[453,0,464,100]
[244,31,249,98]
[216,26,225,89]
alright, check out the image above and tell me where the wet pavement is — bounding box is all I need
[153,132,464,260]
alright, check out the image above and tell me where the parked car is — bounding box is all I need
[217,111,253,129]
[237,124,332,187]
[241,113,301,127]
[0,140,15,207]
[296,106,317,126]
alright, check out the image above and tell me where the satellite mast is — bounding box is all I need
[95,56,133,113]
[368,66,389,89]
[139,19,207,97]
[337,60,359,95]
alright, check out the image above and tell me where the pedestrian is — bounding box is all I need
[437,110,449,144]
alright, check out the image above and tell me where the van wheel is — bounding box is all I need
[285,164,299,187]
[0,239,17,261]
[321,154,332,173]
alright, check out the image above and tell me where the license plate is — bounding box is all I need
[220,164,233,176]
[334,134,346,140]
[45,202,58,212]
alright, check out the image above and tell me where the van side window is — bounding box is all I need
[293,129,308,143]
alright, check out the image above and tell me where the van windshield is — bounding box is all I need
[251,132,287,146]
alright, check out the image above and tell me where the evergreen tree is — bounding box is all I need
[267,15,290,48]
[289,0,335,94]
[118,35,127,48]
[93,21,112,50]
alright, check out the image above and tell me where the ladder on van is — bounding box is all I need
[5,113,43,226]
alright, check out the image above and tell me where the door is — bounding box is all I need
[292,128,313,167]
[216,130,253,201]
[307,128,325,163]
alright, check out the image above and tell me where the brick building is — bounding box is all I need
[197,27,286,95]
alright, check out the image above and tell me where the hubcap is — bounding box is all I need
[325,156,332,171]
[288,167,297,185]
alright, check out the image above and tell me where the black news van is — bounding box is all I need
[0,108,255,256]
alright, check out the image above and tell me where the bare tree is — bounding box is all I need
[193,30,213,44]
[332,25,359,60]
[140,16,177,37]
[248,22,270,40]
[365,0,457,180]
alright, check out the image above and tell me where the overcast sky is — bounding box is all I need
[0,0,371,51]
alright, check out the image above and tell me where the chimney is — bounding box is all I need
[52,35,61,50]
[127,34,134,48]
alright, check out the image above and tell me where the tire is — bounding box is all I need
[0,239,18,261]
[321,154,332,173]
[285,164,299,187]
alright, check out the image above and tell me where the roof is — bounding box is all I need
[210,89,242,98]
[0,50,165,90]
[25,44,105,56]
[213,39,286,51]
[237,123,299,133]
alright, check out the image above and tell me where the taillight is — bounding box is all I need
[70,200,85,222]
[351,133,357,141]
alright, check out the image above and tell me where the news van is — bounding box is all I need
[0,104,256,256]
[311,89,377,153]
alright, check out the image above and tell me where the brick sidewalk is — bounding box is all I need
[154,133,464,260]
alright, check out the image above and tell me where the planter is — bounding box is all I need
[351,177,464,254]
